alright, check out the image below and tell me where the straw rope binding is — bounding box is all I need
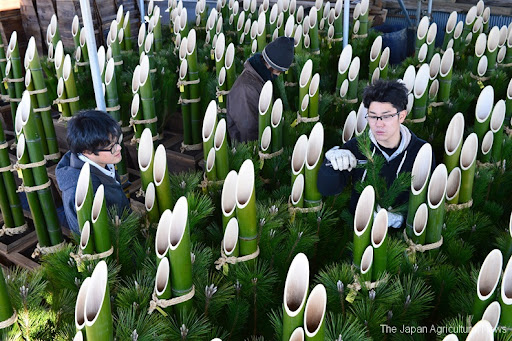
[445,199,473,211]
[296,111,320,125]
[53,96,80,104]
[0,310,17,329]
[258,148,283,160]
[18,179,52,193]
[32,240,68,258]
[70,245,114,268]
[0,223,28,237]
[148,285,196,314]
[214,244,260,270]
[403,229,443,255]
[33,105,52,113]
[180,142,202,153]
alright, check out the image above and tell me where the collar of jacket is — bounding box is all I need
[248,53,274,82]
[368,124,412,162]
[69,152,120,185]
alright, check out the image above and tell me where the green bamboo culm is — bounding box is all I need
[5,61,19,129]
[474,85,494,144]
[80,221,95,255]
[179,57,192,145]
[282,253,309,341]
[438,48,454,103]
[490,100,505,162]
[49,14,61,46]
[79,28,89,63]
[459,133,478,204]
[291,135,308,186]
[139,55,159,140]
[143,33,156,85]
[259,80,273,142]
[359,245,373,283]
[145,182,160,224]
[415,16,429,56]
[54,41,65,80]
[123,11,133,50]
[16,134,50,246]
[0,267,15,326]
[217,67,228,120]
[485,26,500,75]
[215,33,226,80]
[446,167,461,205]
[0,32,8,98]
[303,284,327,341]
[56,77,72,118]
[308,7,320,54]
[290,173,304,208]
[236,159,258,257]
[308,73,320,118]
[62,54,80,115]
[214,119,229,180]
[168,196,194,317]
[225,43,236,90]
[500,256,512,328]
[347,57,360,101]
[138,128,155,193]
[472,249,502,322]
[425,164,447,245]
[206,147,217,181]
[223,217,240,257]
[443,113,465,173]
[154,257,173,314]
[369,36,382,80]
[442,12,457,51]
[91,185,112,253]
[84,261,114,341]
[186,29,202,145]
[406,143,432,238]
[221,170,237,231]
[256,12,266,52]
[411,203,428,244]
[299,60,313,117]
[71,15,81,50]
[75,277,89,339]
[480,131,493,163]
[412,64,429,120]
[304,123,324,208]
[75,162,94,233]
[0,169,14,230]
[371,209,388,280]
[336,45,352,96]
[153,144,173,212]
[153,6,163,52]
[24,69,49,156]
[19,92,63,245]
[6,32,25,126]
[270,98,283,152]
[353,185,375,268]
[202,101,218,163]
[130,94,143,141]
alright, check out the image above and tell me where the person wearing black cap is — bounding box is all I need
[227,36,294,142]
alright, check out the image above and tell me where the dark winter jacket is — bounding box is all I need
[55,151,130,234]
[317,125,436,213]
[227,54,274,143]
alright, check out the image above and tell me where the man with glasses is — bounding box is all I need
[56,110,130,234]
[317,80,435,228]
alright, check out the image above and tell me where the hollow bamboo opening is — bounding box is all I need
[225,43,234,69]
[285,16,294,37]
[91,185,105,223]
[413,203,428,236]
[417,16,429,40]
[466,320,493,341]
[429,53,440,79]
[304,284,327,336]
[488,26,500,53]
[284,253,309,316]
[155,209,172,258]
[214,119,227,151]
[306,123,323,169]
[340,79,349,98]
[446,11,457,34]
[355,103,368,135]
[372,209,388,247]
[203,101,217,143]
[84,261,109,325]
[80,222,92,251]
[338,45,352,74]
[354,186,375,236]
[292,135,308,175]
[294,25,302,47]
[153,145,168,186]
[440,49,454,77]
[477,55,488,77]
[75,163,91,212]
[414,64,430,98]
[481,131,493,156]
[25,37,36,69]
[402,65,416,93]
[222,171,238,216]
[291,174,304,205]
[259,81,273,114]
[223,218,239,255]
[290,327,304,341]
[475,85,494,123]
[429,79,439,100]
[145,182,157,212]
[348,57,360,82]
[75,277,91,330]
[446,167,461,201]
[131,94,140,119]
[490,100,505,133]
[427,23,437,45]
[342,111,357,143]
[475,33,487,57]
[236,160,255,208]
[360,245,373,274]
[169,196,188,248]
[139,55,150,87]
[427,164,447,208]
[309,7,317,28]
[271,99,283,128]
[411,143,432,194]
[466,6,477,25]
[155,257,170,296]
[454,21,463,40]
[379,47,390,70]
[138,129,153,172]
[418,43,428,62]
[309,73,320,97]
[460,133,478,170]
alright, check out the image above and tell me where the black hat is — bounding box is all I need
[262,36,295,72]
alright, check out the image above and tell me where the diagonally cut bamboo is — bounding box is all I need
[406,143,432,237]
[342,110,357,144]
[412,203,428,244]
[76,163,93,232]
[84,261,113,340]
[416,16,430,55]
[413,64,430,119]
[303,284,326,341]
[168,196,193,316]
[75,277,90,333]
[490,99,505,162]
[259,80,273,142]
[291,135,308,185]
[214,119,230,180]
[145,182,160,224]
[236,160,257,257]
[369,36,382,78]
[337,46,353,96]
[486,26,500,74]
[425,164,447,245]
[260,126,272,156]
[507,79,512,121]
[473,249,503,322]
[308,7,319,53]
[482,301,501,331]
[417,44,428,64]
[305,123,324,207]
[446,167,461,205]
[153,144,172,212]
[138,128,155,192]
[215,33,226,80]
[428,79,439,103]
[500,253,512,327]
[221,170,238,231]
[206,143,217,181]
[378,47,390,79]
[360,245,373,283]
[353,185,375,268]
[467,320,493,340]
[291,173,305,208]
[299,60,313,118]
[347,57,360,101]
[202,100,218,156]
[308,74,320,118]
[290,327,304,341]
[402,65,416,94]
[442,12,458,51]
[283,253,309,341]
[139,55,158,138]
[80,221,95,254]
[426,23,437,62]
[355,103,368,136]
[155,209,172,265]
[271,98,283,152]
[223,217,239,257]
[439,48,454,103]
[371,208,388,280]
[459,133,478,204]
[155,257,172,314]
[91,185,112,253]
[444,112,464,173]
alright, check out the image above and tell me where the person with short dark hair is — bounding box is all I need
[227,36,295,142]
[56,110,130,234]
[317,80,435,228]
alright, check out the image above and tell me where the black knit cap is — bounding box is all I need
[262,36,295,72]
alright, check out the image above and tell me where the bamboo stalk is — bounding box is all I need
[480,130,493,163]
[299,60,313,118]
[359,245,373,283]
[369,36,382,78]
[225,43,236,90]
[217,67,227,120]
[91,185,112,253]
[236,159,257,257]
[466,320,493,340]
[291,173,304,208]
[341,110,356,144]
[215,33,226,80]
[482,301,501,332]
[308,74,320,119]
[23,70,48,156]
[291,135,308,185]
[379,47,390,79]
[75,277,90,333]
[139,55,158,139]
[145,182,160,224]
[438,48,454,103]
[355,103,368,136]
[473,249,503,321]
[79,28,89,62]
[49,14,61,46]
[412,64,429,119]
[425,164,447,245]
[75,162,93,232]
[20,92,62,245]
[168,196,194,317]
[155,209,172,265]
[202,100,218,157]
[426,23,437,62]
[294,24,303,54]
[304,123,323,207]
[412,203,428,244]
[308,7,319,54]
[155,257,172,314]
[417,44,428,64]
[271,98,283,152]
[283,253,309,341]
[446,167,461,205]
[84,261,114,340]
[0,267,14,327]
[490,100,505,162]
[444,113,464,173]
[353,185,375,268]
[138,23,146,55]
[256,12,266,52]
[206,147,217,181]
[221,170,238,231]
[131,94,143,140]
[62,54,80,115]
[347,57,360,101]
[80,221,95,255]
[500,253,512,328]
[214,119,229,180]
[415,16,430,56]
[186,30,201,144]
[371,209,388,280]
[153,144,172,212]
[138,128,155,192]
[56,77,71,118]
[223,217,240,257]
[0,33,7,98]
[442,12,457,51]
[459,133,478,203]
[7,32,24,114]
[303,284,326,341]
[358,0,369,36]
[16,134,50,245]
[402,65,416,94]
[258,80,273,142]
[123,11,132,50]
[486,26,500,74]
